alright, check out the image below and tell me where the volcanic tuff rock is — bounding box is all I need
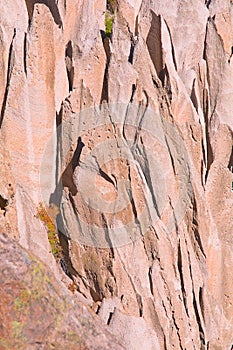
[0,233,124,350]
[0,0,232,349]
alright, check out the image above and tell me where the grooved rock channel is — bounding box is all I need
[0,1,232,349]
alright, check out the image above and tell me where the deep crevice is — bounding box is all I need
[25,0,63,28]
[23,32,27,76]
[100,30,111,104]
[192,196,206,258]
[199,287,205,321]
[203,21,215,181]
[190,79,199,113]
[146,12,163,78]
[107,311,114,325]
[130,83,136,103]
[177,240,189,317]
[128,42,135,64]
[99,168,116,187]
[65,41,74,92]
[127,165,142,228]
[59,232,78,281]
[148,266,153,295]
[0,195,8,216]
[128,26,138,65]
[101,213,115,255]
[135,15,139,37]
[136,293,143,317]
[0,28,16,128]
[61,136,85,196]
[193,291,205,347]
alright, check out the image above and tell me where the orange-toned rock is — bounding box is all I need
[0,0,232,349]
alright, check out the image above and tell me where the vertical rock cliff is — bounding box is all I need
[0,0,232,349]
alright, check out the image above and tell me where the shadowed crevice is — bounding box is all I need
[0,29,16,128]
[65,41,74,92]
[0,195,8,216]
[177,241,190,318]
[25,0,63,28]
[100,31,111,104]
[59,137,85,197]
[228,146,233,170]
[146,12,163,77]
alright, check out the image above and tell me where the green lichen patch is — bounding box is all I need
[105,0,117,36]
[14,288,31,312]
[105,11,114,36]
[11,321,24,339]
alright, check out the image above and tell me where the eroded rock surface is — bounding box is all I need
[0,0,232,349]
[0,233,124,349]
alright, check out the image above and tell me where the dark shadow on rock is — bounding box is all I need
[25,0,63,28]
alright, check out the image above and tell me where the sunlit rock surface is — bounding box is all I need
[0,0,232,349]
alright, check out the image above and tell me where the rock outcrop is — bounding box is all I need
[0,0,232,349]
[0,233,124,349]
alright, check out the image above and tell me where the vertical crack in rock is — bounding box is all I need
[148,266,154,295]
[135,14,139,37]
[146,11,163,79]
[25,0,63,28]
[193,291,206,348]
[107,311,114,325]
[203,22,214,182]
[23,32,27,76]
[127,23,138,64]
[100,31,111,103]
[65,41,74,92]
[177,240,189,317]
[171,310,184,350]
[199,287,205,321]
[0,28,16,128]
[185,236,206,347]
[61,137,85,196]
[128,40,135,64]
[202,87,213,183]
[101,213,115,256]
[130,83,137,103]
[190,79,199,113]
[127,164,142,230]
[191,196,206,258]
[1,1,232,348]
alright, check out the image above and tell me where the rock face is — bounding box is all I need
[0,0,232,349]
[0,233,124,350]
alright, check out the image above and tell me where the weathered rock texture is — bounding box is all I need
[0,233,124,349]
[0,0,232,349]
